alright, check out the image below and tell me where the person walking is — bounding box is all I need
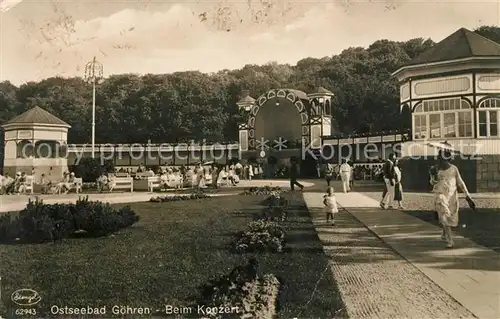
[196,164,205,188]
[211,164,219,189]
[380,153,396,209]
[393,159,405,209]
[339,159,352,193]
[430,149,475,248]
[323,186,338,226]
[248,163,254,180]
[324,162,334,187]
[289,158,304,191]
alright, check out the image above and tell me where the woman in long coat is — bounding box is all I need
[393,159,404,209]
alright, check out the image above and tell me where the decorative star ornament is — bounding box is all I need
[273,137,288,150]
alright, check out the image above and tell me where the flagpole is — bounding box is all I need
[84,57,103,158]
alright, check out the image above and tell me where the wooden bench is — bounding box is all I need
[147,176,161,192]
[109,177,134,192]
[149,175,184,191]
[135,172,154,180]
[109,177,133,192]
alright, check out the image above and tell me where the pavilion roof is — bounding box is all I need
[3,106,70,127]
[237,95,256,104]
[406,27,500,66]
[316,86,333,94]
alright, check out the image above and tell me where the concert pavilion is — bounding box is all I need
[392,28,500,192]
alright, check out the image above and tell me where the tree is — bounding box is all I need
[475,26,500,44]
[2,26,498,144]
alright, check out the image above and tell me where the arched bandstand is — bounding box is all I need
[236,87,339,176]
[1,106,71,181]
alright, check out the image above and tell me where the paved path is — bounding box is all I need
[304,192,500,319]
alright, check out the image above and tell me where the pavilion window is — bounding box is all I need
[491,111,498,136]
[324,100,331,116]
[429,114,441,138]
[413,114,427,139]
[458,111,472,137]
[443,113,456,138]
[412,97,473,140]
[477,98,500,138]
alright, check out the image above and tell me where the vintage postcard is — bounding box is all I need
[0,0,499,318]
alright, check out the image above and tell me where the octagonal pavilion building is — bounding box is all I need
[1,106,71,181]
[392,28,500,192]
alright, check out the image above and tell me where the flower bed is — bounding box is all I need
[252,192,288,222]
[0,197,139,243]
[149,192,211,202]
[234,220,285,253]
[241,186,288,196]
[195,258,280,318]
[263,192,288,208]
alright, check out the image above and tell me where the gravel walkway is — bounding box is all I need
[304,193,475,319]
[361,191,500,254]
[361,191,500,210]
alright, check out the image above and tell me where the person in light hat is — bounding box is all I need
[13,172,22,193]
[2,173,15,194]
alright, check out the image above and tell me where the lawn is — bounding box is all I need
[0,193,346,318]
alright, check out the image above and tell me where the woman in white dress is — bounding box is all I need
[248,164,254,181]
[430,150,475,248]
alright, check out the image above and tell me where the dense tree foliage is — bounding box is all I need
[1,27,498,144]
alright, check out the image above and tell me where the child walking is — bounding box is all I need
[323,187,338,225]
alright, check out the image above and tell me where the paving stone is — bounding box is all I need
[303,192,476,319]
[337,193,500,319]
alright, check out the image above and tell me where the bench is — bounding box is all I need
[135,172,154,180]
[110,177,134,192]
[147,176,161,192]
[149,175,184,191]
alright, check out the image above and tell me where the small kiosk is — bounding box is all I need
[1,106,71,182]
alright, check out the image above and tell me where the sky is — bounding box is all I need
[0,0,499,85]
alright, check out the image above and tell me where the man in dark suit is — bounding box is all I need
[380,153,396,209]
[289,158,304,191]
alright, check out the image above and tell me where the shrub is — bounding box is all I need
[73,158,115,182]
[253,206,287,223]
[149,192,210,202]
[263,192,288,208]
[195,258,280,318]
[253,192,288,222]
[234,220,285,253]
[0,197,139,243]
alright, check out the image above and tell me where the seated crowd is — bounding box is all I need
[119,162,264,190]
[0,171,79,195]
